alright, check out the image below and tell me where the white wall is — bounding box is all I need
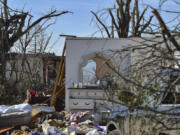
[65,38,141,111]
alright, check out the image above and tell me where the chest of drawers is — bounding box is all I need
[69,88,105,111]
[68,88,120,112]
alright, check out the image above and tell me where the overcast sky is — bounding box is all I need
[8,0,179,55]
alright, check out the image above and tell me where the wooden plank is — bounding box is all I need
[50,44,66,106]
[0,126,14,133]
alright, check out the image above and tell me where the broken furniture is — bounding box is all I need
[0,104,32,127]
[0,111,31,128]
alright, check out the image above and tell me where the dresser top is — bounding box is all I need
[68,87,104,90]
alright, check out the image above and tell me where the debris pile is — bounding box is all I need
[0,103,107,135]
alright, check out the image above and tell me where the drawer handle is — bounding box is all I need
[94,93,96,95]
[85,103,90,105]
[78,92,80,95]
[73,102,78,105]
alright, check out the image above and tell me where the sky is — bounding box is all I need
[8,0,179,55]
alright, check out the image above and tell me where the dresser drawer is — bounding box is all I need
[87,91,104,98]
[70,91,87,98]
[96,100,113,107]
[70,99,94,109]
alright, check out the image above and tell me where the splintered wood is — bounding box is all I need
[50,44,66,107]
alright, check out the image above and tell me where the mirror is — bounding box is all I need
[82,60,97,85]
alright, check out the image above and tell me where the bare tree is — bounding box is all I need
[93,1,180,134]
[91,0,153,38]
[0,0,70,84]
[7,24,54,88]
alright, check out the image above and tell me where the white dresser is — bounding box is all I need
[68,88,120,112]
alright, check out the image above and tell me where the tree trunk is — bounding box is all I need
[0,44,7,85]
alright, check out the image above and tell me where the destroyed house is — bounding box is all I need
[65,37,180,112]
[65,37,135,111]
[5,53,62,86]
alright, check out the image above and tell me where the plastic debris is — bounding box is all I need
[86,129,101,135]
[0,104,32,114]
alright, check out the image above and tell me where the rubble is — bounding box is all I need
[11,130,29,135]
[0,104,108,135]
[2,102,180,134]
